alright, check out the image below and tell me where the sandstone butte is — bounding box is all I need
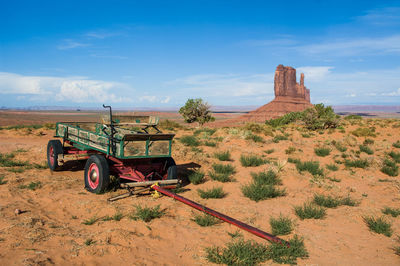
[240,64,313,122]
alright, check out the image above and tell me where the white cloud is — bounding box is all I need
[297,66,333,82]
[0,72,131,103]
[161,96,171,103]
[381,88,400,96]
[355,7,400,26]
[139,96,157,102]
[57,39,89,50]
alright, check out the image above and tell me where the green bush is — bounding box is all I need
[205,239,269,265]
[266,111,304,127]
[382,207,400,217]
[245,134,265,143]
[272,134,288,143]
[240,154,266,167]
[393,141,400,148]
[251,170,281,185]
[179,135,200,147]
[363,138,374,145]
[0,152,29,167]
[193,213,220,227]
[314,147,331,157]
[179,98,215,126]
[204,141,217,147]
[214,151,231,161]
[301,104,340,130]
[363,216,392,237]
[188,170,206,185]
[294,202,326,220]
[326,164,338,171]
[351,127,376,137]
[159,119,182,130]
[381,159,399,177]
[313,194,342,208]
[265,149,275,154]
[0,176,7,185]
[285,146,296,154]
[332,141,347,152]
[130,205,165,222]
[344,159,369,169]
[295,160,324,176]
[388,151,400,163]
[19,181,41,190]
[194,128,216,136]
[359,145,374,155]
[269,215,293,235]
[242,183,286,202]
[198,187,226,199]
[209,164,236,182]
[267,235,309,264]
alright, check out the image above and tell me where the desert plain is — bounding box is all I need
[0,110,400,265]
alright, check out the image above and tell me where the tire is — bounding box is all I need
[47,140,63,171]
[84,155,110,194]
[165,157,177,180]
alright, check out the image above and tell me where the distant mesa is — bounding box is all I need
[241,64,313,122]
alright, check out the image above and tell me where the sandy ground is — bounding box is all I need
[0,113,400,265]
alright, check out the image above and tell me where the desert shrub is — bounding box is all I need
[326,163,338,171]
[269,215,293,235]
[285,146,296,154]
[179,135,200,147]
[242,183,286,202]
[0,176,7,185]
[198,187,226,199]
[266,235,309,264]
[388,151,400,163]
[344,114,362,120]
[209,164,235,182]
[344,159,369,169]
[179,98,215,126]
[273,134,288,143]
[243,123,264,133]
[295,160,324,176]
[19,181,41,190]
[193,213,220,227]
[313,194,342,208]
[188,170,206,185]
[82,216,99,225]
[130,205,164,222]
[245,134,265,143]
[301,133,311,138]
[287,157,300,164]
[251,170,281,185]
[265,149,274,154]
[314,147,331,157]
[393,141,400,148]
[194,128,216,136]
[359,145,374,155]
[240,154,266,167]
[266,111,304,127]
[332,141,347,152]
[381,159,399,177]
[363,216,392,237]
[340,195,359,206]
[382,207,400,217]
[351,127,376,137]
[301,104,340,130]
[363,138,374,145]
[294,202,326,220]
[214,151,231,161]
[102,212,124,221]
[159,119,182,130]
[0,152,29,167]
[204,141,217,147]
[205,239,269,265]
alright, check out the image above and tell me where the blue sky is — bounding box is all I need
[1,0,400,108]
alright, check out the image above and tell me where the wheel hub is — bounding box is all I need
[90,169,98,182]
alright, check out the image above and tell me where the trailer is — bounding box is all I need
[46,105,178,194]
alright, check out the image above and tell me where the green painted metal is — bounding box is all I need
[55,122,174,159]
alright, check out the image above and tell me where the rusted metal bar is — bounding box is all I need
[151,185,289,246]
[121,179,179,188]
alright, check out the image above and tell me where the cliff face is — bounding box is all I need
[240,65,313,122]
[274,64,310,102]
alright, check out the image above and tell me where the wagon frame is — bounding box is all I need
[47,105,178,194]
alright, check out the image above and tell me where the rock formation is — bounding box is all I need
[240,65,312,122]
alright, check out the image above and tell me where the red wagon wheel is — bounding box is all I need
[84,155,110,194]
[47,140,63,171]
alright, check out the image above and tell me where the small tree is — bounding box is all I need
[179,98,215,126]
